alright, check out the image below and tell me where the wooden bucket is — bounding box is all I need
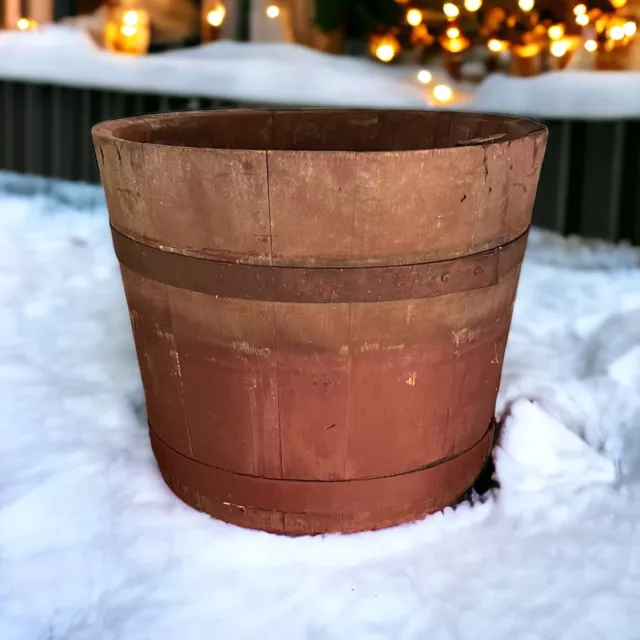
[93,110,547,534]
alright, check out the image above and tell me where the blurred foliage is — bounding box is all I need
[314,0,402,37]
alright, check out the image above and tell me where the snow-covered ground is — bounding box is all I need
[4,24,640,117]
[1,171,640,639]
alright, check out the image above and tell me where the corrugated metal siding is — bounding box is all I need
[1,79,639,243]
[531,119,640,244]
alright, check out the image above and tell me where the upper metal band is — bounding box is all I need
[112,227,527,303]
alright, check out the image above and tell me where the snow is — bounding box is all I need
[471,71,640,120]
[1,170,640,638]
[4,24,640,117]
[0,25,426,108]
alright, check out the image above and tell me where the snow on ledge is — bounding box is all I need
[471,71,640,120]
[0,25,427,109]
[2,24,640,118]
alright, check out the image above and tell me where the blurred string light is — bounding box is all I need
[464,0,482,12]
[550,39,569,57]
[584,38,598,51]
[104,5,150,55]
[120,10,139,37]
[371,33,401,62]
[433,84,453,103]
[406,9,423,26]
[548,24,565,40]
[440,19,470,53]
[609,24,625,40]
[266,3,280,19]
[372,0,639,73]
[443,3,460,19]
[17,17,38,30]
[206,3,226,27]
[487,38,507,53]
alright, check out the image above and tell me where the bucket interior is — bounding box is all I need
[105,109,543,153]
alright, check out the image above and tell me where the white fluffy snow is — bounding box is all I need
[5,24,640,117]
[1,171,640,639]
[0,25,426,108]
[471,71,640,119]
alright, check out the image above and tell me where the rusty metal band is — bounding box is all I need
[112,227,528,303]
[149,422,494,514]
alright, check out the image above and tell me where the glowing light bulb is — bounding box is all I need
[576,14,589,26]
[266,4,280,19]
[548,24,565,40]
[16,17,34,30]
[464,0,482,11]
[375,44,396,62]
[433,84,453,103]
[610,25,625,40]
[122,10,139,26]
[550,40,569,57]
[407,8,423,26]
[207,5,226,27]
[448,38,466,52]
[623,21,637,37]
[443,3,460,19]
[446,26,461,38]
[573,4,586,15]
[417,69,432,84]
[488,38,507,53]
[584,38,597,52]
[518,0,534,12]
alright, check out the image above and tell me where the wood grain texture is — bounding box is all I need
[94,109,547,534]
[93,109,547,267]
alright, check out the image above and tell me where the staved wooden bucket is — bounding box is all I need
[93,110,547,534]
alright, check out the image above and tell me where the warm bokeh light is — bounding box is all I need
[576,14,589,26]
[122,10,139,26]
[609,25,625,40]
[550,40,569,57]
[518,0,534,12]
[513,43,541,57]
[446,26,461,38]
[573,3,586,15]
[623,21,637,37]
[611,0,627,7]
[548,24,565,40]
[16,18,37,30]
[488,38,507,53]
[266,4,280,19]
[446,37,467,52]
[443,3,460,19]
[417,69,433,84]
[206,5,226,27]
[120,24,137,37]
[584,38,598,52]
[406,9,423,26]
[375,44,396,62]
[433,84,453,103]
[464,0,482,11]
